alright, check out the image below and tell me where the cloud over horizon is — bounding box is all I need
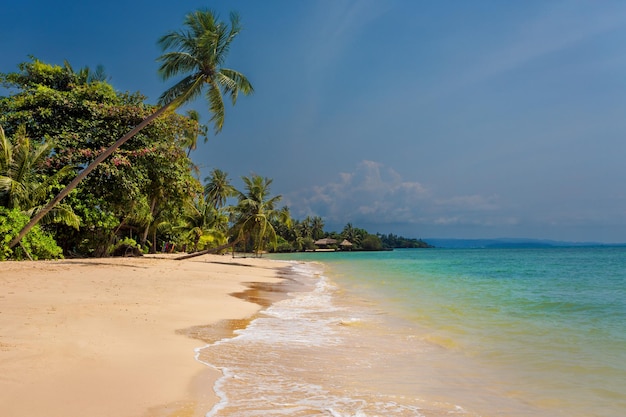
[284,160,516,234]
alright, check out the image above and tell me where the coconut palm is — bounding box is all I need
[299,216,313,239]
[181,110,208,156]
[63,61,108,85]
[0,126,79,228]
[341,222,362,247]
[10,9,253,249]
[204,168,236,209]
[231,175,285,255]
[179,197,228,252]
[157,10,253,133]
[311,216,325,240]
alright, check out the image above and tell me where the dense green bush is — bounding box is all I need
[272,236,294,253]
[109,237,142,257]
[0,207,63,260]
[360,234,384,251]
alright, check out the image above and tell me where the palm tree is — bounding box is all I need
[0,126,79,228]
[181,109,208,156]
[311,216,325,240]
[10,9,253,249]
[64,61,108,85]
[231,174,285,256]
[342,222,361,247]
[179,197,228,252]
[204,168,236,209]
[157,10,253,133]
[300,216,313,239]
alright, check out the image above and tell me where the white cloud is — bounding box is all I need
[284,160,516,229]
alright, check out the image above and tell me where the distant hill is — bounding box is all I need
[424,238,626,249]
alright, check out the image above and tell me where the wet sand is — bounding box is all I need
[0,254,290,417]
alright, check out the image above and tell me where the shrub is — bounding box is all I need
[110,237,142,257]
[272,236,293,253]
[0,207,63,260]
[360,234,384,251]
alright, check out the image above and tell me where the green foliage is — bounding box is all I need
[1,58,202,256]
[232,174,285,255]
[204,168,236,209]
[176,196,229,253]
[109,237,141,257]
[157,9,253,133]
[341,223,366,248]
[48,191,119,256]
[0,207,63,260]
[0,125,79,228]
[378,233,433,249]
[2,7,255,256]
[360,234,384,251]
[273,236,293,253]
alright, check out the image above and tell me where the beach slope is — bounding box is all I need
[0,254,284,417]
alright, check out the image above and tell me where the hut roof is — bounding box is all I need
[340,239,353,246]
[314,238,337,245]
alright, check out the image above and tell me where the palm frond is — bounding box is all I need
[206,81,225,133]
[0,126,11,173]
[215,12,242,63]
[219,68,254,102]
[28,202,80,229]
[155,8,252,129]
[157,51,199,81]
[159,73,205,107]
[28,164,75,205]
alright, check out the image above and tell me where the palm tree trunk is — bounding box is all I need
[9,102,174,250]
[140,196,158,248]
[151,229,157,254]
[175,237,243,260]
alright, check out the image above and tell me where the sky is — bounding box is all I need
[3,0,626,243]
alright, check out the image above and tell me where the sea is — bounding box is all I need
[196,247,626,417]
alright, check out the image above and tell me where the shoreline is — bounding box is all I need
[0,254,291,417]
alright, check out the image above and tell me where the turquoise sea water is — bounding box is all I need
[201,247,626,416]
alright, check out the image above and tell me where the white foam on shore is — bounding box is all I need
[197,261,330,417]
[194,261,446,417]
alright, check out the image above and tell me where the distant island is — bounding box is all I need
[424,238,626,249]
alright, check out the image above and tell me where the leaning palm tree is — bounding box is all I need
[9,9,253,249]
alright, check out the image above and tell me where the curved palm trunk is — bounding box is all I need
[174,236,243,260]
[9,102,174,250]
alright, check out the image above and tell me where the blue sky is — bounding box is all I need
[4,0,626,242]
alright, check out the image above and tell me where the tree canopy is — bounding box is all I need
[6,9,253,249]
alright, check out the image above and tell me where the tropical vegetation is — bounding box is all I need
[5,8,253,249]
[0,9,430,260]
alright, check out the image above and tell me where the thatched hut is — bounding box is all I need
[314,238,337,250]
[340,239,353,250]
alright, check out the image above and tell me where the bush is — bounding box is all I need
[110,237,142,257]
[360,234,383,251]
[272,236,294,253]
[302,237,316,251]
[0,207,63,260]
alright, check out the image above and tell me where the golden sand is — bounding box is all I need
[0,254,287,417]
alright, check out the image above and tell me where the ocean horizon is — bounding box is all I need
[199,247,626,416]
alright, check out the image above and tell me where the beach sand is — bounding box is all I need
[0,254,288,417]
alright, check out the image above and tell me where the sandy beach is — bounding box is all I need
[0,254,289,417]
